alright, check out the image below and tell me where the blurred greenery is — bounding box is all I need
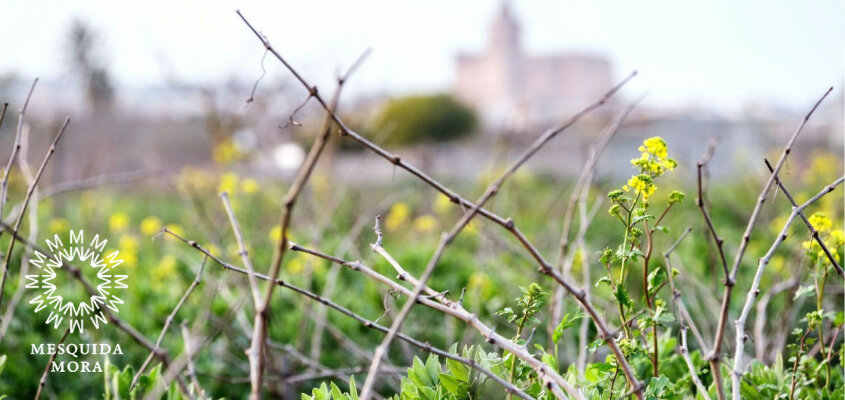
[0,147,841,398]
[372,94,477,145]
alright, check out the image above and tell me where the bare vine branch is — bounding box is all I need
[764,158,843,278]
[34,327,70,400]
[708,86,833,400]
[731,175,843,399]
[162,228,534,399]
[0,79,37,221]
[0,117,70,317]
[131,255,208,390]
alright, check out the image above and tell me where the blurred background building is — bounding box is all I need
[0,1,841,186]
[456,3,612,130]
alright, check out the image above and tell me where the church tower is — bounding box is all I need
[486,2,524,128]
[489,2,521,59]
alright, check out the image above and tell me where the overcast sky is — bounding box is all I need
[1,0,843,110]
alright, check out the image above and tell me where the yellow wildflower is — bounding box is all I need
[212,138,242,165]
[152,255,178,283]
[109,213,130,232]
[624,174,656,201]
[118,240,138,268]
[165,224,184,240]
[140,216,162,236]
[804,229,845,264]
[121,252,138,268]
[48,218,70,235]
[269,226,282,242]
[204,243,221,256]
[413,215,438,232]
[831,230,845,248]
[286,256,305,274]
[268,226,294,243]
[465,221,479,235]
[771,254,786,274]
[808,212,832,233]
[177,166,214,192]
[241,178,260,195]
[467,271,489,290]
[434,194,453,215]
[119,235,139,253]
[385,202,410,231]
[218,172,239,195]
[639,137,668,159]
[803,151,839,184]
[631,136,677,177]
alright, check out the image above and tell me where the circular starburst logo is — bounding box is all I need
[25,230,127,333]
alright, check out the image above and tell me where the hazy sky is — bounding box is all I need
[1,0,843,110]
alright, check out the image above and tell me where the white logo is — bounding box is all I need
[24,230,127,333]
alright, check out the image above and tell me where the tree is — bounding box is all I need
[65,19,114,111]
[372,94,477,145]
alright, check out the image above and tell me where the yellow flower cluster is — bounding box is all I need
[48,218,70,235]
[218,172,239,195]
[623,174,656,201]
[140,216,162,236]
[617,136,677,203]
[109,212,130,232]
[151,255,178,283]
[119,235,139,268]
[630,136,677,178]
[217,172,260,196]
[385,202,410,231]
[434,194,453,215]
[413,215,438,232]
[176,167,215,192]
[808,212,832,233]
[212,138,243,165]
[803,212,844,264]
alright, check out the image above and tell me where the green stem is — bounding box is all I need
[789,328,811,400]
[817,268,830,387]
[616,193,640,339]
[507,314,529,400]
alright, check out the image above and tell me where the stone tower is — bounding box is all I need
[456,3,613,130]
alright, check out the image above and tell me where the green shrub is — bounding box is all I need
[372,94,477,145]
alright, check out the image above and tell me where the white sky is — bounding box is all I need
[1,0,843,110]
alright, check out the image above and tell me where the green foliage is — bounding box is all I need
[313,349,510,400]
[372,94,477,145]
[300,377,359,400]
[0,141,841,398]
[103,360,203,400]
[497,283,546,328]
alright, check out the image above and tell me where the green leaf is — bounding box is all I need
[599,247,614,264]
[631,214,654,225]
[330,382,344,400]
[553,312,584,344]
[646,267,665,294]
[614,285,632,309]
[438,373,465,397]
[496,307,514,317]
[417,386,437,400]
[424,355,441,385]
[446,357,469,382]
[595,276,612,288]
[410,357,433,387]
[348,376,359,400]
[793,285,815,300]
